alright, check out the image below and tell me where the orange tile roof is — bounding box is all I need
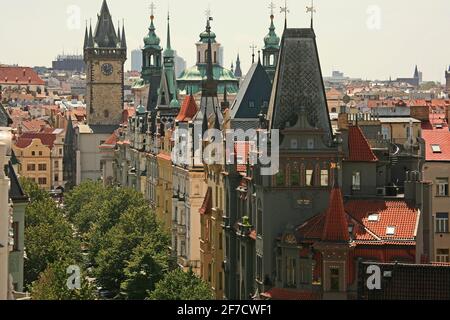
[322,187,350,242]
[99,131,119,149]
[346,126,378,162]
[0,66,45,85]
[422,123,450,161]
[21,119,48,132]
[176,94,198,122]
[20,132,56,149]
[297,199,419,246]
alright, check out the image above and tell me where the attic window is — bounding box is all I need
[368,213,379,222]
[386,226,396,236]
[436,124,443,129]
[431,145,442,153]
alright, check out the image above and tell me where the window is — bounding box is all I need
[38,177,47,185]
[59,148,62,155]
[27,164,36,171]
[290,139,298,149]
[257,209,263,236]
[31,151,35,156]
[436,213,449,233]
[436,249,449,263]
[291,169,300,186]
[54,174,59,182]
[38,164,47,171]
[286,257,297,288]
[436,178,449,196]
[320,170,329,187]
[299,262,310,285]
[431,145,442,153]
[54,161,59,169]
[306,169,314,187]
[256,255,263,282]
[386,226,396,236]
[307,139,314,150]
[12,222,19,251]
[276,170,285,186]
[352,171,361,191]
[269,54,275,66]
[329,268,340,292]
[104,110,109,118]
[249,101,255,108]
[39,151,42,156]
[368,213,380,222]
[214,51,217,64]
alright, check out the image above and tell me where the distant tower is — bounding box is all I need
[142,3,163,111]
[446,66,450,93]
[413,65,420,86]
[262,4,280,82]
[234,54,242,78]
[83,0,127,126]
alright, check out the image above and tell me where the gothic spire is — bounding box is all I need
[205,18,214,83]
[121,23,127,48]
[83,24,89,49]
[88,22,94,47]
[94,0,119,48]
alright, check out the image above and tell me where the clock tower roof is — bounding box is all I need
[93,0,121,48]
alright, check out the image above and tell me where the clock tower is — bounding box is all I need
[84,0,127,126]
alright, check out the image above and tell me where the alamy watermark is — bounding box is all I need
[171,127,280,176]
[67,265,81,290]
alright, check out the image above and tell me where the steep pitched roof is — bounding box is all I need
[0,67,45,85]
[6,162,28,202]
[93,0,121,48]
[267,28,332,141]
[296,199,419,246]
[19,132,57,149]
[176,95,198,122]
[346,126,378,162]
[322,187,350,242]
[199,187,212,215]
[230,61,272,120]
[422,122,450,161]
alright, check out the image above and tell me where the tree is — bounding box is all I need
[120,232,171,299]
[148,268,213,300]
[31,260,96,300]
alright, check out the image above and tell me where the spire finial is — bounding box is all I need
[280,0,289,29]
[166,9,172,50]
[269,1,276,17]
[150,2,156,19]
[250,44,257,64]
[306,0,316,29]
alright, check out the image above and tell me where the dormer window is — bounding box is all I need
[432,145,442,153]
[386,226,396,236]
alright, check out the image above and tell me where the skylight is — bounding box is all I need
[368,213,379,222]
[431,145,442,153]
[386,226,396,236]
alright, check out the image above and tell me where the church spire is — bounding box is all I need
[88,21,94,48]
[83,23,89,49]
[121,23,127,48]
[205,18,214,83]
[94,0,119,48]
[144,2,161,49]
[117,20,121,43]
[235,53,242,77]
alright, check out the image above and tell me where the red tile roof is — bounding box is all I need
[199,187,212,215]
[14,138,33,149]
[422,122,450,161]
[322,187,350,242]
[176,94,198,122]
[346,126,378,162]
[19,132,56,149]
[157,152,172,161]
[20,119,48,132]
[99,131,119,149]
[0,66,45,85]
[261,288,321,300]
[297,199,419,246]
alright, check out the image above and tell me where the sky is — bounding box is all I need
[1,0,449,82]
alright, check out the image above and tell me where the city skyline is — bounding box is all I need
[1,0,450,82]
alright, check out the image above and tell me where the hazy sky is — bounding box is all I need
[1,0,449,82]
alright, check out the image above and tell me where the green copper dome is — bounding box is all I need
[143,16,161,49]
[199,30,216,43]
[264,15,280,49]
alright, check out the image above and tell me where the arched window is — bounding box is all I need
[104,110,109,118]
[150,54,154,66]
[198,51,201,63]
[214,51,217,63]
[291,165,300,186]
[275,167,285,187]
[269,54,275,66]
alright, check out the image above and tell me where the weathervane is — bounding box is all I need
[306,0,316,28]
[280,0,289,28]
[250,44,257,64]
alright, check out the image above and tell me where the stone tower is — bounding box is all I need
[84,0,127,126]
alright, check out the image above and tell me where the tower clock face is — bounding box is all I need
[101,63,113,76]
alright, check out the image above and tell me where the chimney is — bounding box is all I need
[23,69,26,77]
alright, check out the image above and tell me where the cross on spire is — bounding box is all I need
[306,0,316,29]
[205,5,212,19]
[250,44,257,64]
[269,1,276,17]
[150,2,156,17]
[280,0,289,29]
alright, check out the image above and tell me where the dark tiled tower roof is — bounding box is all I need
[93,0,121,48]
[0,103,12,127]
[267,28,332,142]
